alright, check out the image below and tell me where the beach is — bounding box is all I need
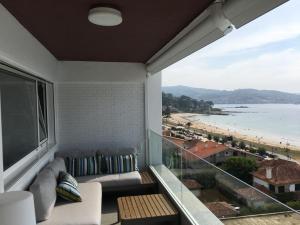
[167,113,300,153]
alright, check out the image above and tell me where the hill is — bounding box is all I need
[162,86,300,104]
[162,92,225,115]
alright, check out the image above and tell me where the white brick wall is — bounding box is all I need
[56,82,145,166]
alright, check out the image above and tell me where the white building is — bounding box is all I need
[252,159,300,194]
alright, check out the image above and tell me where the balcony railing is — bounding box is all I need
[148,130,300,225]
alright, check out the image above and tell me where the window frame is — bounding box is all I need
[0,62,55,188]
[37,81,48,144]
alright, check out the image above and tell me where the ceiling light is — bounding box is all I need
[88,7,122,26]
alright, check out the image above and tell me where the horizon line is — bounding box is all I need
[162,85,300,95]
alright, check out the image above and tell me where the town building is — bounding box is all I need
[205,202,239,218]
[252,159,300,194]
[165,136,234,164]
[186,140,233,164]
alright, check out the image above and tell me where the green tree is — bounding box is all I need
[221,136,227,144]
[231,140,237,147]
[161,92,215,114]
[213,136,220,142]
[285,148,291,159]
[223,157,257,184]
[257,147,266,156]
[239,141,246,149]
[207,134,212,140]
[162,106,171,118]
[227,136,233,141]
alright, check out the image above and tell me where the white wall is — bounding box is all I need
[56,61,146,82]
[146,72,162,165]
[146,72,162,134]
[0,4,58,82]
[0,4,59,192]
[289,184,295,192]
[56,62,148,167]
[253,177,269,189]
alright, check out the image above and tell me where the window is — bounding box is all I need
[38,81,47,142]
[278,186,285,193]
[296,184,300,191]
[269,184,275,192]
[0,66,54,171]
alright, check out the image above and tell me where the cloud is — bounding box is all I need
[163,49,300,93]
[175,0,300,61]
[195,23,300,58]
[210,24,300,56]
[162,0,300,93]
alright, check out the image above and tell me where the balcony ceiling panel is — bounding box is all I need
[0,0,214,63]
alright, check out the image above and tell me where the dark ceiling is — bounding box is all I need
[1,0,214,63]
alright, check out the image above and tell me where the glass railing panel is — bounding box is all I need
[149,130,300,224]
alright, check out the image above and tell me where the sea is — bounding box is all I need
[192,104,300,148]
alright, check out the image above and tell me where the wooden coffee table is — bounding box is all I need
[117,194,178,225]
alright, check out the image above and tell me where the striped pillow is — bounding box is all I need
[65,156,101,177]
[96,154,105,174]
[105,154,138,174]
[58,171,78,188]
[56,172,81,202]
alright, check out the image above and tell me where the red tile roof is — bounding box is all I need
[164,137,229,160]
[182,179,203,190]
[235,187,265,201]
[252,159,300,185]
[205,202,238,218]
[164,136,185,146]
[187,141,228,159]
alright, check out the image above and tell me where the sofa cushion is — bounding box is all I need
[56,172,82,202]
[104,154,138,174]
[65,155,102,177]
[76,171,141,188]
[45,158,66,179]
[30,169,57,222]
[37,182,102,225]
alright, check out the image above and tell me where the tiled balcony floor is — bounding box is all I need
[102,193,120,225]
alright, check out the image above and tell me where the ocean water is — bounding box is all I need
[192,104,300,148]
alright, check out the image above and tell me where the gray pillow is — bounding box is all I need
[29,169,57,222]
[44,157,66,179]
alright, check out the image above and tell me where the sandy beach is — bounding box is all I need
[167,113,300,152]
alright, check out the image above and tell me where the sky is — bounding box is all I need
[162,0,300,93]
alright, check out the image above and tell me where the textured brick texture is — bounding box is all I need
[56,82,145,167]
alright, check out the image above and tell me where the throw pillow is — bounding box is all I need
[29,169,57,222]
[105,154,138,174]
[65,155,100,177]
[58,171,78,188]
[56,172,82,202]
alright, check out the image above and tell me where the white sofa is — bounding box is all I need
[56,147,142,191]
[38,183,102,225]
[30,148,142,225]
